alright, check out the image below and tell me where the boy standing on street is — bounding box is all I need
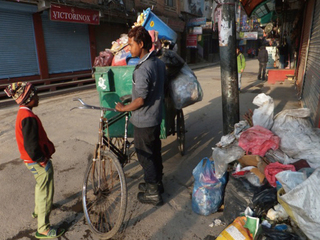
[237,47,246,91]
[4,82,64,239]
[115,26,166,206]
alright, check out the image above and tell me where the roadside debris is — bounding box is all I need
[192,93,317,239]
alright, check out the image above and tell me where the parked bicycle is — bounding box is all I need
[73,65,186,239]
[72,96,185,239]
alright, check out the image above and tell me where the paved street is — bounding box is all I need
[0,58,301,240]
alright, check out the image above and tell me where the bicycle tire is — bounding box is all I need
[176,109,186,156]
[82,149,127,239]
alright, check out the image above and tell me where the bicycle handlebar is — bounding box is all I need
[70,98,117,112]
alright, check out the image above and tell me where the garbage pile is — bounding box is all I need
[192,93,320,240]
[93,8,202,110]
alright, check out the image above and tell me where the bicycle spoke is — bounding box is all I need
[82,150,127,239]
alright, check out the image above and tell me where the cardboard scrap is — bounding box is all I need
[238,155,268,183]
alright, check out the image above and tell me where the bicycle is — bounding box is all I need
[72,94,185,239]
[72,96,133,239]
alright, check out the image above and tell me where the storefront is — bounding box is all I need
[299,0,320,126]
[0,1,39,79]
[295,0,314,95]
[41,10,92,74]
[0,1,96,82]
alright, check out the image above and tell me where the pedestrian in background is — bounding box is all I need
[237,47,246,92]
[4,82,65,239]
[278,39,288,69]
[115,26,166,206]
[258,45,269,80]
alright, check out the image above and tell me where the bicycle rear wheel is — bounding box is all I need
[82,149,127,239]
[176,109,186,156]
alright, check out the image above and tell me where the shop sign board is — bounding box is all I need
[241,32,258,40]
[186,34,197,48]
[50,4,100,25]
[190,27,202,35]
[187,17,206,27]
[201,21,213,30]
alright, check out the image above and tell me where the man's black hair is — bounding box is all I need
[128,26,152,51]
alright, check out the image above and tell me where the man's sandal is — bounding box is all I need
[35,228,65,239]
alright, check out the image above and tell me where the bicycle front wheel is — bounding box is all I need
[82,150,127,239]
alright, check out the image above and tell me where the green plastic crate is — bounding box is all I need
[94,66,172,139]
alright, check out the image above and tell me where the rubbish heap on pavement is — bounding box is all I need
[93,8,202,110]
[192,93,319,240]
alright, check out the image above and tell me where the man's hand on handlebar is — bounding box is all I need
[115,102,126,112]
[115,97,144,112]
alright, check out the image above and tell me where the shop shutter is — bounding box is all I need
[0,2,39,79]
[296,0,314,94]
[301,0,320,126]
[41,12,91,74]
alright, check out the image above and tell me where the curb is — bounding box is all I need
[189,62,220,71]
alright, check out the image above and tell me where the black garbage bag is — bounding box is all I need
[255,225,302,240]
[252,187,278,217]
[220,174,261,225]
[158,48,185,80]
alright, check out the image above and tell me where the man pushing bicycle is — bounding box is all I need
[115,26,166,206]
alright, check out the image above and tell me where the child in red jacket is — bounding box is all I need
[5,82,64,239]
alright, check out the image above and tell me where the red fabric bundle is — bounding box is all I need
[264,162,296,187]
[238,125,280,156]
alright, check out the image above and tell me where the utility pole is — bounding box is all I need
[217,0,239,134]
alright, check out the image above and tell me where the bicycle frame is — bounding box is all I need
[102,110,132,166]
[72,98,132,166]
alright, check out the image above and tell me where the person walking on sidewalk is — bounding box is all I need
[4,82,65,239]
[258,45,269,80]
[237,47,246,91]
[115,26,166,206]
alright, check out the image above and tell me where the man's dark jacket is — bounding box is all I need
[258,46,268,63]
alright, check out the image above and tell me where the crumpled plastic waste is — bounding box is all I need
[212,141,245,179]
[267,203,289,221]
[209,218,226,227]
[216,120,250,148]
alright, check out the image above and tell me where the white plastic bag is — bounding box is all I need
[252,93,274,130]
[275,170,305,193]
[272,108,320,168]
[169,63,203,109]
[216,120,250,148]
[212,141,245,179]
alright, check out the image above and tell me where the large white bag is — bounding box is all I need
[169,63,203,109]
[277,168,320,240]
[271,108,320,168]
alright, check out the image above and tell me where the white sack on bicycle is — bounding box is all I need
[169,63,203,110]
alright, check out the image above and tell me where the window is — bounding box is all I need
[166,0,173,7]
